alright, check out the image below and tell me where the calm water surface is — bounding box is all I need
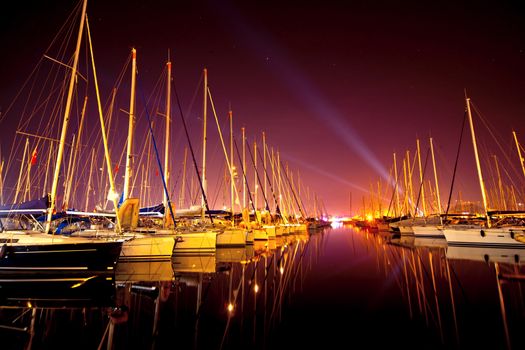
[2,225,525,349]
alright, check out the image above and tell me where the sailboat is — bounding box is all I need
[412,137,446,238]
[172,68,218,255]
[442,97,525,248]
[0,0,123,273]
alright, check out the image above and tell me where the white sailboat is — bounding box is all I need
[442,97,525,248]
[0,0,123,273]
[173,68,217,255]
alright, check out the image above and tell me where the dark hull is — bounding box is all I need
[0,241,123,272]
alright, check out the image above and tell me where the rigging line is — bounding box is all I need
[206,87,243,210]
[384,165,398,218]
[444,111,468,222]
[246,138,272,214]
[172,73,213,224]
[130,64,168,197]
[278,159,306,218]
[259,145,281,216]
[472,102,517,168]
[136,76,177,227]
[413,147,431,217]
[233,136,260,224]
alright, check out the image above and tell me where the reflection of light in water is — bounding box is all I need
[331,221,343,228]
[280,266,284,275]
[228,303,234,312]
[254,284,259,293]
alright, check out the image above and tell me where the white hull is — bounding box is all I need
[216,227,247,247]
[173,230,217,255]
[412,225,445,238]
[120,235,175,261]
[73,229,175,261]
[442,226,525,248]
[398,225,414,234]
[253,228,268,240]
[263,225,276,239]
[245,230,254,244]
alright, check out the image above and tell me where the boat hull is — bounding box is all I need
[0,233,122,272]
[217,228,248,247]
[172,230,217,255]
[442,226,525,248]
[412,225,445,238]
[120,235,176,261]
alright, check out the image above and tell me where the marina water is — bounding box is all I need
[2,224,524,349]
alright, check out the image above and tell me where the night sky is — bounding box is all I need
[1,0,524,216]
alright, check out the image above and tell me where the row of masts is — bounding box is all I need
[1,34,324,231]
[360,98,525,224]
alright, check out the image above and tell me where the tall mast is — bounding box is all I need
[179,147,188,209]
[493,155,506,210]
[254,141,258,210]
[201,68,208,219]
[123,48,137,201]
[64,95,88,208]
[14,138,29,204]
[403,157,408,215]
[406,150,415,215]
[0,159,3,205]
[85,147,95,211]
[466,97,491,227]
[393,152,400,217]
[242,127,246,209]
[45,0,88,233]
[416,139,426,216]
[429,137,442,215]
[512,131,525,184]
[263,131,267,203]
[163,58,171,213]
[229,110,234,226]
[86,15,121,231]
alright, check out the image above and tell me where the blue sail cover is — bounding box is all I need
[0,195,49,217]
[139,203,165,216]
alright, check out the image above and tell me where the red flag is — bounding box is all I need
[155,169,159,177]
[114,164,119,174]
[30,148,38,166]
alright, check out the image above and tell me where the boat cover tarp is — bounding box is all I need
[0,195,49,217]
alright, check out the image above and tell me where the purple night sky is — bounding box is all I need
[0,0,524,216]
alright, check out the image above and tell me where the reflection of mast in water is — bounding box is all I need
[444,257,460,348]
[402,249,414,319]
[428,251,444,344]
[494,263,511,350]
[28,308,37,349]
[414,250,427,323]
